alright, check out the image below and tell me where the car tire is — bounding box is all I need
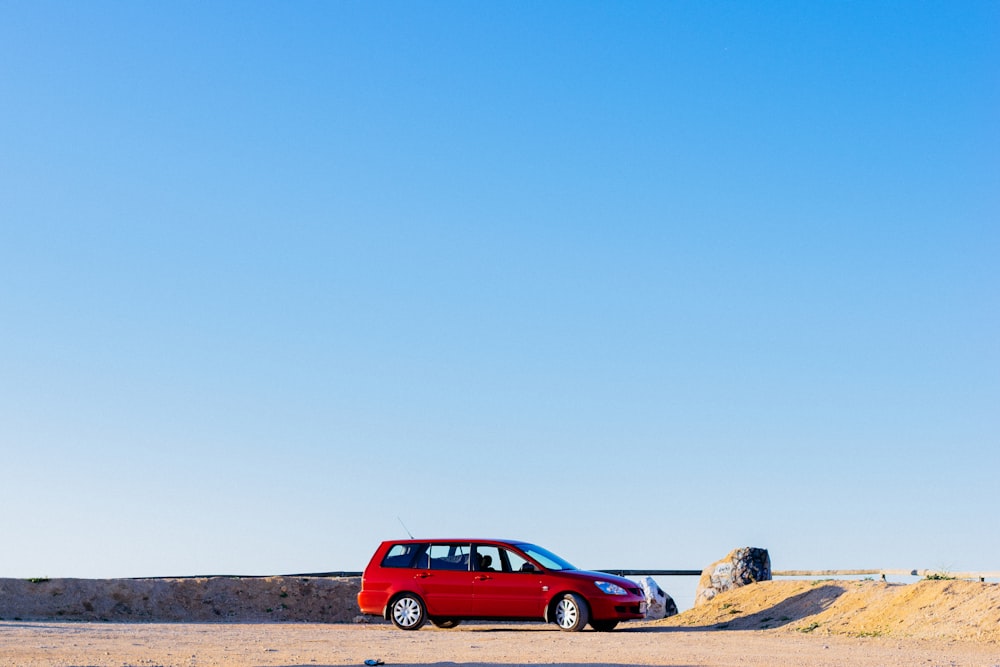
[389,593,426,630]
[590,619,619,631]
[553,593,589,632]
[430,618,461,629]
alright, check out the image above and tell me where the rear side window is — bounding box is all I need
[428,544,470,570]
[380,543,427,568]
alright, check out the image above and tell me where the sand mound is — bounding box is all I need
[655,579,1000,642]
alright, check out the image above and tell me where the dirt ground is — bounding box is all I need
[2,620,999,667]
[2,579,998,667]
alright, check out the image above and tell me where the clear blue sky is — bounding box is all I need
[2,0,997,598]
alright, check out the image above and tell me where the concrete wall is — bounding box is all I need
[0,576,362,623]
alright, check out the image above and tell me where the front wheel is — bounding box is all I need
[590,619,619,631]
[389,593,426,630]
[553,593,589,632]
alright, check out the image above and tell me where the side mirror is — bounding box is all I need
[520,562,537,572]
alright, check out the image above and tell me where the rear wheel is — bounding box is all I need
[590,619,619,631]
[553,593,589,632]
[389,593,426,630]
[430,618,461,629]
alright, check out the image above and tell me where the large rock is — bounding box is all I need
[639,576,678,620]
[694,547,771,606]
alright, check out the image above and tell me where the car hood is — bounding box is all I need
[550,569,639,589]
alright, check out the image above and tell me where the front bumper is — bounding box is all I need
[588,594,647,620]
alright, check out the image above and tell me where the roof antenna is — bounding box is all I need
[397,516,414,539]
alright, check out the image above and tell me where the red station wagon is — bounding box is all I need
[357,539,647,631]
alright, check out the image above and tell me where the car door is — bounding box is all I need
[471,544,547,619]
[414,543,475,618]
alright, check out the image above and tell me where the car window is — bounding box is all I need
[428,544,470,571]
[503,548,534,573]
[473,545,502,572]
[474,545,535,573]
[514,543,576,571]
[381,543,426,568]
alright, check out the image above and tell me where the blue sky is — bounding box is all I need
[1,0,997,604]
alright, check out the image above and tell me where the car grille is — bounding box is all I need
[627,587,642,596]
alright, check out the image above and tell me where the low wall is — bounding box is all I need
[0,576,362,623]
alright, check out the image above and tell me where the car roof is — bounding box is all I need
[382,538,526,545]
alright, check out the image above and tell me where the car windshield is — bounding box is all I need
[515,543,577,571]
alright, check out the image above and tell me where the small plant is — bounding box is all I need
[27,577,49,584]
[855,630,884,637]
[924,573,955,581]
[798,621,821,633]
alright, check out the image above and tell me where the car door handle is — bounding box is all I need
[476,575,493,581]
[415,572,431,579]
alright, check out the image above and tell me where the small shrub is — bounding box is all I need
[798,621,821,633]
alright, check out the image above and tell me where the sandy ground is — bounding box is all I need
[2,620,1000,667]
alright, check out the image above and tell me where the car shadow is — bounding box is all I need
[444,624,564,632]
[621,583,849,632]
[278,664,698,667]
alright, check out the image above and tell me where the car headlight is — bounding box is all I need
[594,581,628,595]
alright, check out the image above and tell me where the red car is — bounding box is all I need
[357,539,646,631]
